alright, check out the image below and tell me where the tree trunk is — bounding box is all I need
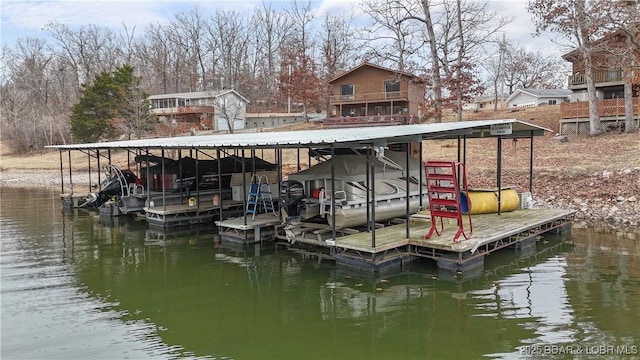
[584,52,602,135]
[624,67,635,133]
[421,0,443,123]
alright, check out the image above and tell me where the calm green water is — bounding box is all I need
[1,187,638,359]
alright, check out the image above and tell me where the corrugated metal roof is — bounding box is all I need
[46,119,550,151]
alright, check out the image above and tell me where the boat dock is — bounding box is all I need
[216,213,282,244]
[48,119,576,275]
[330,208,575,273]
[146,201,244,228]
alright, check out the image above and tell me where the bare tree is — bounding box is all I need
[138,24,175,93]
[319,13,357,115]
[360,0,422,71]
[204,10,253,93]
[481,36,508,110]
[44,22,121,87]
[528,0,615,136]
[0,39,72,152]
[287,0,316,54]
[503,43,568,93]
[173,7,210,91]
[252,2,292,108]
[395,0,508,121]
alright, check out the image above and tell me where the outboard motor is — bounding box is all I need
[82,169,140,208]
[280,180,305,217]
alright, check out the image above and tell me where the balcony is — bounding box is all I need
[560,97,640,119]
[567,68,624,87]
[151,105,215,116]
[330,91,409,104]
[322,114,407,128]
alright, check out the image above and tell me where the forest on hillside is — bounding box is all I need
[1,0,637,153]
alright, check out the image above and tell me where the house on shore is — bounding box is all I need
[463,96,507,111]
[559,29,640,135]
[148,90,248,134]
[505,89,571,108]
[325,62,425,127]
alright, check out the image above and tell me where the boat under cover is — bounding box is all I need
[282,150,428,229]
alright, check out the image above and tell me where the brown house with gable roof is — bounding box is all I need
[560,29,640,134]
[326,63,425,126]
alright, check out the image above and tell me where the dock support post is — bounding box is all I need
[497,135,503,215]
[59,150,64,195]
[529,131,534,193]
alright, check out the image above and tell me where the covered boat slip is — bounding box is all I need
[47,118,570,273]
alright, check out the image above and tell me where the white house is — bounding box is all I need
[462,96,507,111]
[148,90,249,132]
[505,89,572,108]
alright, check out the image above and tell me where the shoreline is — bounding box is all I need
[2,167,639,234]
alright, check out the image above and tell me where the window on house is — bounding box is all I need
[374,106,383,115]
[340,84,354,99]
[548,99,557,105]
[360,107,366,116]
[384,80,400,92]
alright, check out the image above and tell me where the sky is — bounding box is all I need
[0,0,566,58]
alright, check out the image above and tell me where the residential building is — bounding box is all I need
[505,88,571,108]
[560,30,640,134]
[327,62,425,123]
[463,96,507,111]
[148,90,248,133]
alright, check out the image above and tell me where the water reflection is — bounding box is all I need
[1,187,638,359]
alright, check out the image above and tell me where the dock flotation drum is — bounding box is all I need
[460,188,519,215]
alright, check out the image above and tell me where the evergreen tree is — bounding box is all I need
[70,65,151,142]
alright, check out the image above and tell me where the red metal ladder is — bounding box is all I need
[422,161,472,242]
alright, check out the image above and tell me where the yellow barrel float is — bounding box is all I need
[460,188,519,215]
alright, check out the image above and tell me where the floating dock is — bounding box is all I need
[145,201,244,228]
[277,208,575,273]
[215,213,282,244]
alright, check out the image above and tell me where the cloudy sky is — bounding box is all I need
[0,0,566,57]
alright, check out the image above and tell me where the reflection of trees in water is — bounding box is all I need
[59,203,638,358]
[565,228,640,336]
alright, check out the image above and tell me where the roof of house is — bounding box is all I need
[561,29,637,61]
[329,62,415,83]
[505,88,572,104]
[148,89,249,103]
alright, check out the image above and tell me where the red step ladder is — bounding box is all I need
[422,161,472,242]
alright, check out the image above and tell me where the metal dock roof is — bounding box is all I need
[46,119,550,150]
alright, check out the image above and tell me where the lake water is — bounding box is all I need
[1,187,638,359]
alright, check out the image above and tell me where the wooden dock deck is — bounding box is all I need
[145,201,244,228]
[216,213,282,244]
[284,208,575,273]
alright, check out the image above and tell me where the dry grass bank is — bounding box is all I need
[2,106,639,227]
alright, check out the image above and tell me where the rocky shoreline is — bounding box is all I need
[2,166,639,233]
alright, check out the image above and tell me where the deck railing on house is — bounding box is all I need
[322,114,408,128]
[329,91,409,103]
[560,97,640,119]
[567,68,624,86]
[177,105,215,114]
